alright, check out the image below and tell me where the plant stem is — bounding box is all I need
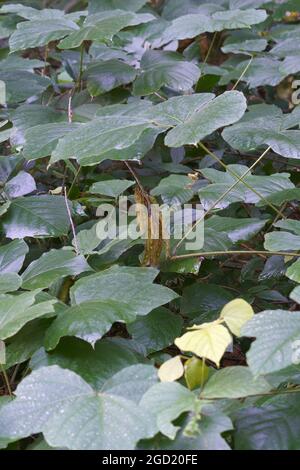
[232,55,253,90]
[173,146,272,254]
[1,364,12,397]
[201,32,217,72]
[200,386,300,401]
[171,250,299,261]
[124,161,152,207]
[67,165,81,198]
[198,141,285,219]
[64,186,79,255]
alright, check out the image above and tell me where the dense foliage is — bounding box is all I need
[0,0,300,451]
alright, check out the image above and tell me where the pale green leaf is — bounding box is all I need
[175,322,232,366]
[158,355,184,382]
[220,298,254,336]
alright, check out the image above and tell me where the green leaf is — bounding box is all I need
[21,248,92,290]
[274,218,300,235]
[23,123,80,160]
[142,93,215,127]
[30,337,147,389]
[51,116,158,165]
[89,0,147,13]
[0,128,11,144]
[9,18,79,52]
[0,70,50,102]
[184,357,209,390]
[0,4,69,20]
[286,260,300,283]
[133,50,200,96]
[4,171,36,198]
[100,363,158,403]
[0,240,28,273]
[222,32,267,55]
[0,290,55,340]
[0,56,45,72]
[199,164,294,210]
[257,188,300,208]
[89,179,134,198]
[1,196,71,239]
[127,307,183,354]
[84,60,137,96]
[58,11,154,49]
[242,310,300,375]
[235,394,300,450]
[222,103,300,158]
[4,319,52,369]
[0,272,22,293]
[140,381,197,439]
[146,405,232,450]
[201,366,270,399]
[181,283,234,322]
[70,265,178,315]
[220,57,286,88]
[44,300,137,349]
[0,397,14,450]
[162,9,267,41]
[0,365,156,450]
[151,174,196,205]
[264,231,300,251]
[164,91,247,147]
[206,216,268,243]
[11,104,66,144]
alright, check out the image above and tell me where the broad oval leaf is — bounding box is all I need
[220,298,254,337]
[175,322,232,367]
[164,91,247,147]
[0,365,156,450]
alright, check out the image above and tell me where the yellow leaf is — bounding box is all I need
[187,320,221,330]
[158,355,184,382]
[175,323,232,367]
[184,356,209,390]
[220,298,254,337]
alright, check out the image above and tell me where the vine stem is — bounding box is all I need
[173,146,272,254]
[200,386,300,401]
[64,186,79,255]
[1,364,12,397]
[124,161,152,208]
[198,141,285,219]
[67,165,81,198]
[201,32,218,72]
[232,55,253,90]
[171,250,299,261]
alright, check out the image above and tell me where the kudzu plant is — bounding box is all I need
[0,0,300,451]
